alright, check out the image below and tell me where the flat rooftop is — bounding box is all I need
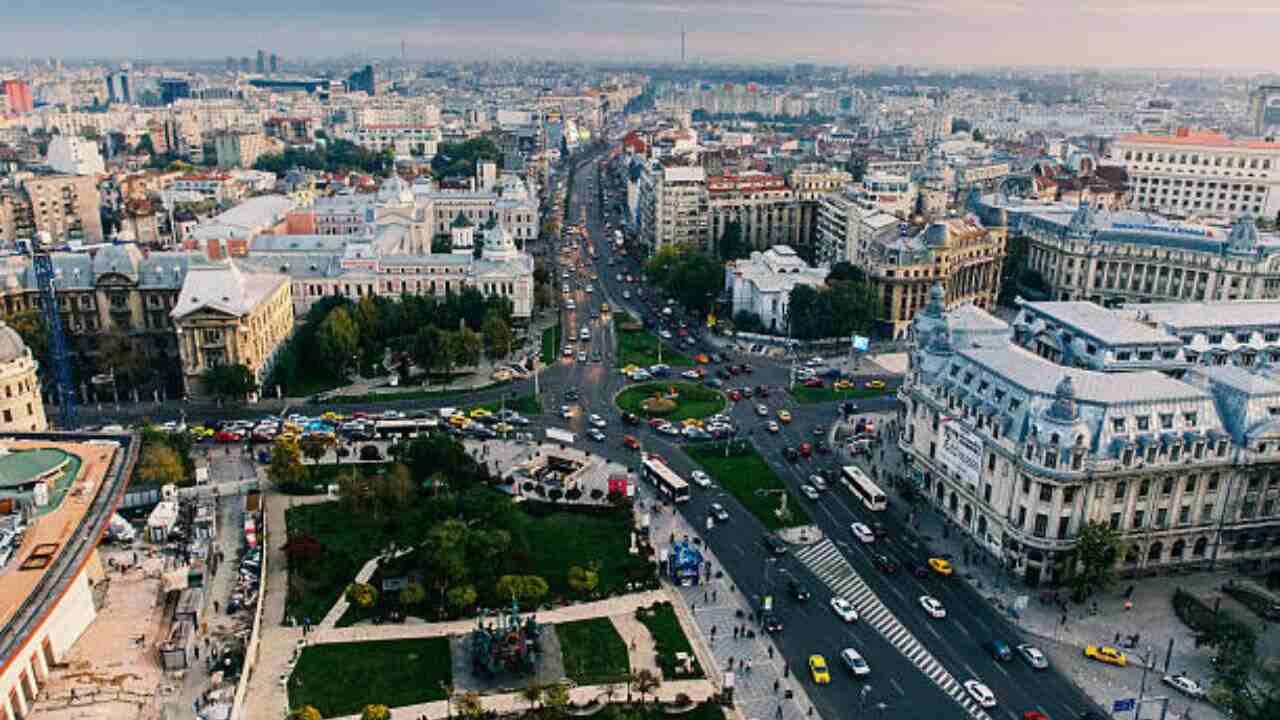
[1022,301,1180,347]
[0,436,134,670]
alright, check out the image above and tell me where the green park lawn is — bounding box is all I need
[615,317,693,368]
[286,493,651,628]
[686,442,810,530]
[634,601,704,679]
[789,384,889,405]
[556,618,632,685]
[615,382,725,421]
[288,637,452,717]
[329,377,500,405]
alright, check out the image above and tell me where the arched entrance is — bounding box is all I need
[1192,537,1208,558]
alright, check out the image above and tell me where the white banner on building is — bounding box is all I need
[938,419,983,488]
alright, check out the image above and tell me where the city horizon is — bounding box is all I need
[2,0,1280,70]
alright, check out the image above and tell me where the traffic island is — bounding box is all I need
[789,383,889,404]
[685,441,811,530]
[614,382,726,422]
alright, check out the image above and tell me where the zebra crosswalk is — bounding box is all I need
[793,539,993,720]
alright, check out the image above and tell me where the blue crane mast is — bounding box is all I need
[25,232,77,429]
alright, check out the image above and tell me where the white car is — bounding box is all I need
[690,470,712,488]
[920,595,946,619]
[629,370,652,381]
[810,474,828,491]
[577,351,587,362]
[708,503,729,521]
[560,405,573,419]
[806,357,824,367]
[800,484,820,500]
[963,680,996,708]
[586,428,606,442]
[1162,674,1206,698]
[829,597,859,623]
[755,404,769,416]
[850,522,875,543]
[589,414,607,428]
[660,330,673,340]
[682,370,702,379]
[840,648,870,676]
[1017,643,1049,670]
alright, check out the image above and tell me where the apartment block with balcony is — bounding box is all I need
[0,174,104,244]
[638,162,708,253]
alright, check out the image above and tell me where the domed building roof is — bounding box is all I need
[0,321,30,364]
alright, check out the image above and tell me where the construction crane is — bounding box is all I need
[25,231,77,429]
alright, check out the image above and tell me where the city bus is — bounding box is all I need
[373,418,439,439]
[840,465,887,511]
[641,455,691,503]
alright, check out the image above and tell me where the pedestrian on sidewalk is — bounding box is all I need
[711,625,717,637]
[704,590,709,602]
[776,705,783,719]
[746,660,753,674]
[773,680,779,693]
[733,627,740,639]
[768,646,774,659]
[213,600,219,613]
[713,589,718,602]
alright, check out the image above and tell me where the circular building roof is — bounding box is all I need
[0,321,29,364]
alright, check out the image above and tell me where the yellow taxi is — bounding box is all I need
[928,558,954,576]
[865,379,887,390]
[189,425,215,440]
[620,364,642,376]
[833,380,853,391]
[777,409,793,424]
[1084,645,1127,667]
[681,418,705,429]
[808,655,831,684]
[321,411,344,423]
[448,413,472,429]
[468,407,493,420]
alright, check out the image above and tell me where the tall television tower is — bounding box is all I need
[681,27,686,64]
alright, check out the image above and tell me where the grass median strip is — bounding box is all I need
[789,384,888,404]
[615,315,693,368]
[686,441,810,530]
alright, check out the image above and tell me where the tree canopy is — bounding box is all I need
[253,139,394,176]
[431,138,501,179]
[201,363,257,400]
[645,245,724,314]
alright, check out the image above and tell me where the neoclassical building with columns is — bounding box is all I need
[898,286,1280,586]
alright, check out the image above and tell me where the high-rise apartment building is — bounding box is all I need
[256,50,266,74]
[347,65,376,95]
[46,135,106,176]
[638,162,708,252]
[269,53,279,73]
[1,80,34,114]
[0,175,104,244]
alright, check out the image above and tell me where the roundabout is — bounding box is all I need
[614,381,727,422]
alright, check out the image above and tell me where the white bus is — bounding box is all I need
[641,455,691,503]
[374,418,438,439]
[841,465,887,511]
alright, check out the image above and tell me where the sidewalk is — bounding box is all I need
[858,412,1269,720]
[640,487,823,720]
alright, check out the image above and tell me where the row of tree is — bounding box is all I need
[782,263,882,340]
[431,138,501,179]
[267,290,515,395]
[253,139,395,176]
[644,246,724,314]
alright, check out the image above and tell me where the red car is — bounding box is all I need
[802,377,824,388]
[648,418,667,429]
[214,430,243,444]
[728,390,742,402]
[623,435,640,450]
[728,366,742,376]
[799,442,812,457]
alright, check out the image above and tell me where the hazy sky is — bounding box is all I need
[5,1,1280,69]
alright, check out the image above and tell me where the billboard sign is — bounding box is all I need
[938,419,983,488]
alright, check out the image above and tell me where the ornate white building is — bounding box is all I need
[900,286,1280,585]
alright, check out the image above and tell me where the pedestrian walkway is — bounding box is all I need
[641,492,823,720]
[793,539,993,720]
[311,591,667,645]
[323,678,717,720]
